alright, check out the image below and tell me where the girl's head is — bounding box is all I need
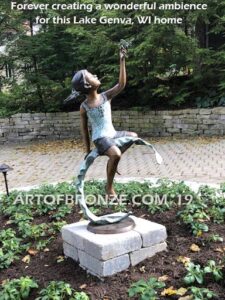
[72,69,101,95]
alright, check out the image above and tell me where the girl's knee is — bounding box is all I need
[106,146,121,159]
[111,151,121,160]
[129,131,138,137]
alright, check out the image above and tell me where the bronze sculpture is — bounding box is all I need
[68,41,163,225]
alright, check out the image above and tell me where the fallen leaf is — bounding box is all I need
[215,248,223,253]
[158,275,169,282]
[56,256,65,263]
[22,255,31,264]
[28,248,38,256]
[140,214,146,218]
[177,256,191,266]
[178,296,193,300]
[214,247,225,253]
[5,220,13,225]
[139,266,146,273]
[44,248,50,252]
[161,286,188,297]
[79,284,87,289]
[190,244,200,252]
[161,286,177,296]
[196,231,203,237]
[176,287,188,296]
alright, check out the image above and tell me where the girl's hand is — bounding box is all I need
[120,47,127,60]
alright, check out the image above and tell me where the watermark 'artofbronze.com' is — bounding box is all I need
[13,193,194,207]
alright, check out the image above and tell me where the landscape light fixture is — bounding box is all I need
[0,164,13,196]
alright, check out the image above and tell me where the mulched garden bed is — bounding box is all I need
[0,202,224,300]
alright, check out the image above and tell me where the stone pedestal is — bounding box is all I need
[61,216,167,278]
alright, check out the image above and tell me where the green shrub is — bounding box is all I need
[36,281,89,300]
[128,277,165,300]
[0,277,38,299]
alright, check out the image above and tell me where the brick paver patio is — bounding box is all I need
[0,137,225,192]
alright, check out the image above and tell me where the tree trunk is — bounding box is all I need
[29,16,45,110]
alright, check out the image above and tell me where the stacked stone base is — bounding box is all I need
[62,216,167,278]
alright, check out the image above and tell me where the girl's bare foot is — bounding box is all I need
[105,185,117,199]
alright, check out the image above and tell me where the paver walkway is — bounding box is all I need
[1,136,225,192]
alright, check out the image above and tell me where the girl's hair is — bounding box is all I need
[72,69,92,95]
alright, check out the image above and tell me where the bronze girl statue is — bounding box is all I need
[67,43,163,225]
[78,47,137,200]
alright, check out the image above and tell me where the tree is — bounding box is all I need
[0,0,224,115]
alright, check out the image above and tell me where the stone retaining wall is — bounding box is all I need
[1,107,225,144]
[0,112,81,144]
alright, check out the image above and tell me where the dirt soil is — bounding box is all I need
[0,205,225,300]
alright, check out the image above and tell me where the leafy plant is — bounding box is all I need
[191,222,209,236]
[189,287,217,300]
[208,205,225,224]
[0,277,38,299]
[36,281,74,300]
[184,263,204,285]
[204,260,223,281]
[71,292,90,300]
[178,200,209,236]
[51,206,72,220]
[49,221,67,234]
[178,183,225,235]
[36,281,89,300]
[110,199,127,212]
[35,238,54,251]
[207,234,224,243]
[0,229,24,269]
[0,249,19,270]
[0,182,75,255]
[0,228,17,240]
[18,223,48,239]
[128,277,165,300]
[184,260,223,286]
[89,206,102,215]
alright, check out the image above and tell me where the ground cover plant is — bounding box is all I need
[0,179,225,299]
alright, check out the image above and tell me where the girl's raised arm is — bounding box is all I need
[105,48,127,100]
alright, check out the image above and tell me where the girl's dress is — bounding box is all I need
[77,95,163,224]
[81,92,134,154]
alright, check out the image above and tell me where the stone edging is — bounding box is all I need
[1,107,225,144]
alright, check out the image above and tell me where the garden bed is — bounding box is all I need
[0,180,225,299]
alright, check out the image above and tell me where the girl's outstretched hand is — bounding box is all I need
[120,47,127,60]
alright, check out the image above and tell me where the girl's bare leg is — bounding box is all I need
[105,132,138,197]
[105,145,121,197]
